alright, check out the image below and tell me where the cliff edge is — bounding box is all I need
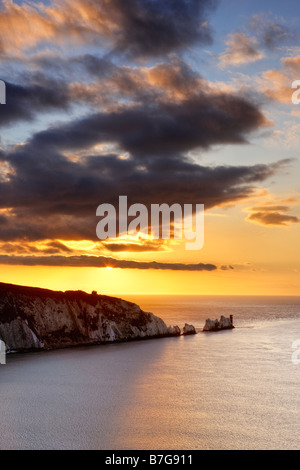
[0,282,181,352]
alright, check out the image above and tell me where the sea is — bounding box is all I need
[1,295,300,450]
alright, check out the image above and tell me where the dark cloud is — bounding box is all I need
[72,55,117,78]
[109,0,218,58]
[0,59,277,244]
[0,48,268,137]
[0,136,290,241]
[29,92,269,155]
[46,241,73,253]
[0,79,71,127]
[0,254,217,271]
[0,3,285,255]
[0,241,74,255]
[0,0,217,60]
[31,55,203,106]
[262,23,292,49]
[220,265,234,270]
[103,241,167,252]
[0,242,34,254]
[0,0,292,276]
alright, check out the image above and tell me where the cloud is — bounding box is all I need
[249,13,296,50]
[0,1,290,262]
[0,79,71,127]
[103,241,167,253]
[218,14,295,68]
[106,0,218,59]
[281,55,300,72]
[0,54,272,132]
[0,240,74,255]
[30,55,213,106]
[260,69,293,104]
[20,56,206,111]
[248,211,299,226]
[0,136,289,242]
[0,240,73,256]
[0,0,217,59]
[46,241,73,253]
[0,33,286,248]
[247,202,300,226]
[220,265,234,270]
[28,91,270,155]
[239,17,298,104]
[219,32,264,67]
[256,55,300,105]
[0,254,218,271]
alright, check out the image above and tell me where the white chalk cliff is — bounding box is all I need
[0,282,181,352]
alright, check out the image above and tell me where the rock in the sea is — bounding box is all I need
[168,325,181,336]
[203,315,234,332]
[182,323,196,335]
[219,315,233,329]
[203,318,219,331]
[0,282,181,352]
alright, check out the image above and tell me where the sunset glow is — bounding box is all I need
[0,0,299,295]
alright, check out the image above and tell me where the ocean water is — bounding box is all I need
[1,295,300,450]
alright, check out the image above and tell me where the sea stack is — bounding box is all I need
[182,323,197,335]
[203,315,234,332]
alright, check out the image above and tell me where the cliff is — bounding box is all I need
[0,282,181,352]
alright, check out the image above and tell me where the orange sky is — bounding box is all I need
[1,201,299,295]
[0,1,300,296]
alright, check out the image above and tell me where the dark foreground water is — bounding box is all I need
[1,296,300,450]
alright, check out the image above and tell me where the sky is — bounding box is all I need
[0,0,299,296]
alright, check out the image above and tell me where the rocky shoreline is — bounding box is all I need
[0,282,195,353]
